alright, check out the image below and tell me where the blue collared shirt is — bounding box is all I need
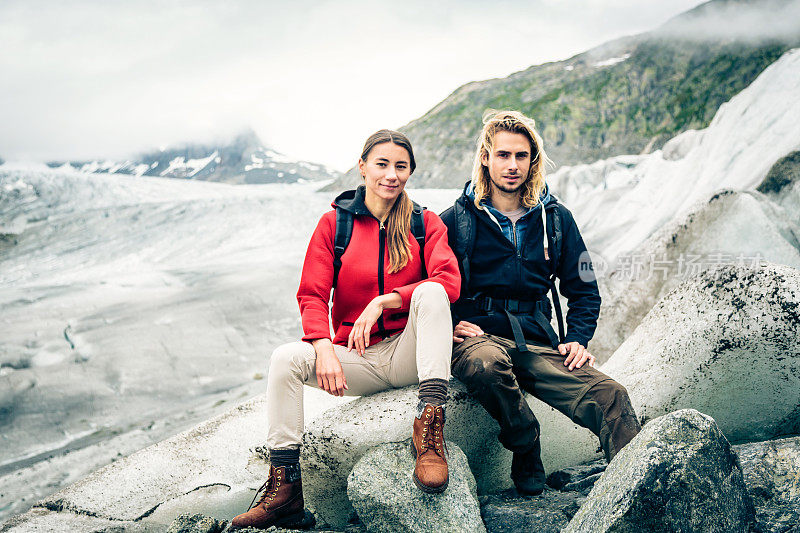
[467,181,551,252]
[480,201,538,251]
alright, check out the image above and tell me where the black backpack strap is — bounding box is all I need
[411,202,427,278]
[476,296,559,351]
[546,207,565,344]
[453,200,476,288]
[332,207,353,289]
[549,280,565,344]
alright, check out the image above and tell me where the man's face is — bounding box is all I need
[481,130,532,195]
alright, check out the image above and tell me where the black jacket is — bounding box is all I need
[440,182,601,347]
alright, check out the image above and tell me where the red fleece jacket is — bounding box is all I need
[297,209,460,346]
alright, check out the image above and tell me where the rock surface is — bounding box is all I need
[565,409,755,532]
[0,389,351,531]
[546,459,607,491]
[347,440,484,533]
[591,190,800,361]
[0,507,160,532]
[166,513,226,533]
[301,379,602,528]
[734,435,800,533]
[480,489,584,533]
[602,263,800,443]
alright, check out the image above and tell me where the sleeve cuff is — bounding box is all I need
[392,284,417,310]
[301,332,331,343]
[563,335,590,347]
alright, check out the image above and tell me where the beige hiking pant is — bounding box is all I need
[267,282,452,449]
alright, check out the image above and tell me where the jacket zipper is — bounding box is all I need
[377,220,387,336]
[511,220,521,258]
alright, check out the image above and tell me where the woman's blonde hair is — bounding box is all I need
[471,110,552,209]
[360,129,417,274]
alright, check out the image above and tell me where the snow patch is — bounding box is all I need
[594,53,631,68]
[159,151,218,178]
[264,149,294,164]
[132,163,151,176]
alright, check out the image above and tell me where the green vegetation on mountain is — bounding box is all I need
[325,0,800,190]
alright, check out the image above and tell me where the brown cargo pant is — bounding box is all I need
[452,334,641,462]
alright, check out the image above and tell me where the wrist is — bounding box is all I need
[376,292,402,310]
[373,294,389,310]
[311,338,333,351]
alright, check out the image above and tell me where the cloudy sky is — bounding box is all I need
[0,0,707,171]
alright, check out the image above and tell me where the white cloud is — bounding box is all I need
[0,0,710,171]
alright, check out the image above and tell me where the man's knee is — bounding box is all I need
[454,340,513,386]
[591,379,636,419]
[581,378,640,459]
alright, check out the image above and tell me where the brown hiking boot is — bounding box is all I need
[411,403,448,493]
[231,464,304,530]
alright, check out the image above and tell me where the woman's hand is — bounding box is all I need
[312,339,348,396]
[453,320,484,343]
[347,297,382,356]
[347,294,398,356]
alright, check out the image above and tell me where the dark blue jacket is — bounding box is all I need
[440,182,601,348]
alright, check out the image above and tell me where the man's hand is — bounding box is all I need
[453,320,484,343]
[313,339,348,396]
[559,342,595,371]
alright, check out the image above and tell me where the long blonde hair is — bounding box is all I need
[360,130,417,274]
[471,110,553,209]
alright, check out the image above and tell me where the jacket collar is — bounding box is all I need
[332,185,373,216]
[459,179,557,212]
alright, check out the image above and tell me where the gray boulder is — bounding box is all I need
[591,191,800,361]
[602,263,800,443]
[166,513,226,533]
[347,440,484,533]
[479,489,584,533]
[301,379,602,528]
[546,459,607,491]
[565,409,756,532]
[734,435,800,533]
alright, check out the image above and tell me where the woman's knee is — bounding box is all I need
[268,341,311,378]
[411,281,449,310]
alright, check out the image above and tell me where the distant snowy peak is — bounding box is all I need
[46,130,341,185]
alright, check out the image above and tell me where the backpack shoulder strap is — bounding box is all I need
[453,199,477,285]
[548,206,563,275]
[545,205,565,343]
[411,202,427,277]
[332,207,353,289]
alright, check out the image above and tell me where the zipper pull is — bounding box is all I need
[380,221,386,230]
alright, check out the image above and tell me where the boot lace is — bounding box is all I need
[248,467,282,510]
[420,405,446,458]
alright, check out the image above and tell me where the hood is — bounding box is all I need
[461,179,556,210]
[332,185,373,215]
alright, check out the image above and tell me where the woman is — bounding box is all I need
[232,130,460,530]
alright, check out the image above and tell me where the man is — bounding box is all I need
[440,110,641,495]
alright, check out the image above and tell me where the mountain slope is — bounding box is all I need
[47,129,341,185]
[540,47,800,358]
[325,0,800,190]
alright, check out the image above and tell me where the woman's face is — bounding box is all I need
[358,142,412,203]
